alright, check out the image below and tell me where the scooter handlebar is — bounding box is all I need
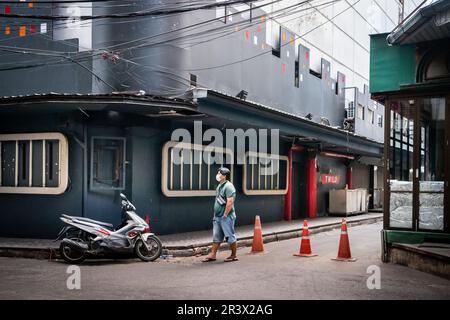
[121,200,136,212]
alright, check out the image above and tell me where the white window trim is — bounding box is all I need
[0,132,69,195]
[357,104,365,120]
[368,109,375,124]
[161,141,233,197]
[377,114,383,128]
[243,151,289,196]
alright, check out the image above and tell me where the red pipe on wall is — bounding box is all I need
[284,145,304,221]
[306,154,317,218]
[284,148,293,221]
[346,166,353,189]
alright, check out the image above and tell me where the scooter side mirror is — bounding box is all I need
[120,193,127,200]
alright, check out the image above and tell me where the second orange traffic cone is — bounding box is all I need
[250,215,265,253]
[332,219,357,262]
[294,220,318,257]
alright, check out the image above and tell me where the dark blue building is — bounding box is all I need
[0,1,383,238]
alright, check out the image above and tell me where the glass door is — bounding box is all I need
[418,97,446,231]
[387,99,415,229]
[386,96,449,232]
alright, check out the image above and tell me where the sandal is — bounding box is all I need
[224,256,239,262]
[202,257,217,262]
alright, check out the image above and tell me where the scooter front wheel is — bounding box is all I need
[135,235,162,262]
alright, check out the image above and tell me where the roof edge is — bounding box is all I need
[387,0,450,45]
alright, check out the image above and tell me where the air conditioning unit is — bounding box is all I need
[346,101,355,119]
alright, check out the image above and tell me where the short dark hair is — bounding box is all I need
[218,167,231,180]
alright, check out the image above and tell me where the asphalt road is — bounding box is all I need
[0,222,449,300]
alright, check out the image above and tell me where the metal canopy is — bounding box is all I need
[0,90,383,157]
[387,0,450,45]
[0,93,201,117]
[198,90,383,157]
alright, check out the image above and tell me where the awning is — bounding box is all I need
[0,92,201,118]
[387,0,450,45]
[198,90,383,158]
[0,90,384,158]
[357,156,383,167]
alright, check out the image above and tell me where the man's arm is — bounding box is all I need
[223,197,234,217]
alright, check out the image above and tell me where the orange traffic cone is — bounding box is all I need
[250,215,265,253]
[332,219,357,262]
[294,220,318,257]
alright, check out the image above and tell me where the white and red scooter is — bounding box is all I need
[56,193,162,263]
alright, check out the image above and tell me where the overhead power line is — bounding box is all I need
[0,1,296,62]
[0,0,287,56]
[187,0,362,72]
[0,0,256,20]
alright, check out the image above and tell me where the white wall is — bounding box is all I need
[255,0,422,92]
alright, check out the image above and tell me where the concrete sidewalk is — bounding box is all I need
[0,212,382,259]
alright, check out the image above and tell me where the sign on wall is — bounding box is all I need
[320,174,340,185]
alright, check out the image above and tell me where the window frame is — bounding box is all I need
[369,108,375,124]
[357,104,365,120]
[377,114,383,128]
[161,141,234,197]
[0,132,68,194]
[90,136,126,191]
[242,151,289,196]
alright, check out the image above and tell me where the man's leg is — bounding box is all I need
[203,219,223,261]
[229,241,237,259]
[209,242,221,259]
[223,217,238,261]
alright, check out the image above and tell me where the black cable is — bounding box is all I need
[0,0,284,54]
[0,0,310,96]
[179,0,340,49]
[372,0,397,26]
[0,0,285,55]
[0,0,121,2]
[110,0,305,52]
[186,0,362,72]
[0,0,256,20]
[0,0,288,71]
[0,0,284,60]
[343,0,379,33]
[0,0,329,93]
[306,0,369,53]
[0,47,116,90]
[0,0,318,70]
[0,0,212,4]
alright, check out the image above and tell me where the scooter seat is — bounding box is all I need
[61,214,114,229]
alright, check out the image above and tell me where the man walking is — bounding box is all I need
[203,167,238,262]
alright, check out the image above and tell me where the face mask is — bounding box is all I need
[216,173,222,182]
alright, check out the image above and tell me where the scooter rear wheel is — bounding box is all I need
[60,238,87,264]
[135,235,162,262]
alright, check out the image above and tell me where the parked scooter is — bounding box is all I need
[56,193,162,263]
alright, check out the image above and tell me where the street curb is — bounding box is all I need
[0,215,382,260]
[166,215,383,257]
[0,247,59,260]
